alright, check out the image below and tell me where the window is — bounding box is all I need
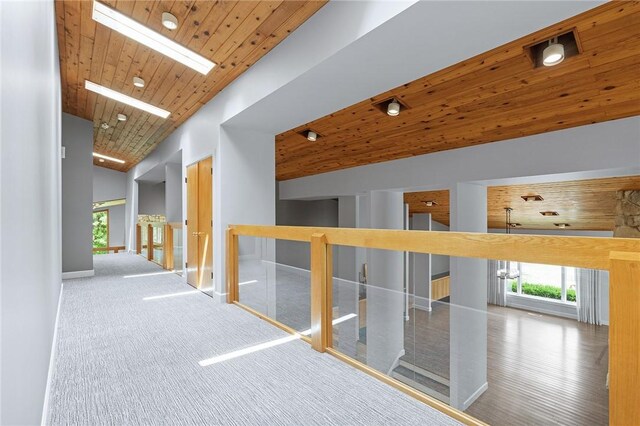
[508,262,576,304]
[92,210,109,254]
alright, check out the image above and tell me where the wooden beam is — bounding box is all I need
[310,233,329,352]
[226,227,238,303]
[229,225,640,270]
[147,224,153,261]
[135,224,141,254]
[164,224,174,270]
[609,251,640,426]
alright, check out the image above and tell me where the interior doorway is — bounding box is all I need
[186,156,213,296]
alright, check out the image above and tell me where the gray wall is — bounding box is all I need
[0,0,62,423]
[431,220,450,276]
[62,113,93,273]
[275,189,338,270]
[93,165,126,202]
[138,181,166,216]
[165,163,182,223]
[102,204,125,247]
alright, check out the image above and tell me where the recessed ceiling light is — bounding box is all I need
[540,211,559,216]
[92,1,215,74]
[117,113,127,121]
[100,122,110,130]
[543,37,565,66]
[93,152,125,164]
[521,195,544,202]
[423,200,438,207]
[387,99,400,116]
[133,76,145,88]
[307,131,317,142]
[162,12,178,30]
[554,223,570,229]
[85,80,170,118]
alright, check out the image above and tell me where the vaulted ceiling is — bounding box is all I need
[404,175,640,231]
[56,0,326,172]
[276,2,640,181]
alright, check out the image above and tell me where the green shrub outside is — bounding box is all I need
[510,282,576,302]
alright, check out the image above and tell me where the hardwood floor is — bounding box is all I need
[402,304,609,426]
[467,305,608,426]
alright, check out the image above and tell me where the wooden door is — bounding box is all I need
[198,157,213,291]
[186,157,213,290]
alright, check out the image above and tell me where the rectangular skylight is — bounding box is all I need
[93,152,126,164]
[92,1,215,75]
[85,80,170,118]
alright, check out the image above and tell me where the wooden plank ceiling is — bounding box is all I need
[56,0,326,172]
[404,175,640,231]
[276,2,640,181]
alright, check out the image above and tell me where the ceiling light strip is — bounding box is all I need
[93,152,125,164]
[92,1,215,75]
[85,80,170,118]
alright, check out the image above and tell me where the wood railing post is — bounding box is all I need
[164,224,173,270]
[147,224,153,260]
[311,233,330,352]
[609,251,640,425]
[226,227,239,303]
[136,224,141,254]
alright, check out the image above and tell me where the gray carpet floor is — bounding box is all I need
[47,253,460,425]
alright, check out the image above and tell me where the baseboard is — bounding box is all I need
[462,381,488,411]
[41,282,64,425]
[411,303,432,312]
[61,269,94,280]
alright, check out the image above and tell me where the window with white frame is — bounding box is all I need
[507,262,577,303]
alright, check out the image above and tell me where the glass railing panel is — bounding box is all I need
[140,225,148,256]
[330,246,609,426]
[237,236,311,334]
[173,226,183,275]
[151,223,164,265]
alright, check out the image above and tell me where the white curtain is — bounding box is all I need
[487,260,507,306]
[576,268,602,325]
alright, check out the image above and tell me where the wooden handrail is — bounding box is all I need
[229,224,640,270]
[226,224,640,426]
[92,245,126,253]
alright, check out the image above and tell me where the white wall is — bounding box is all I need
[0,0,62,423]
[61,113,93,274]
[93,165,126,202]
[280,117,640,200]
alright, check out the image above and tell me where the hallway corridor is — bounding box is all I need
[46,254,459,425]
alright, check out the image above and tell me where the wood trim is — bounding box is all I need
[325,348,487,426]
[92,245,125,253]
[164,224,174,270]
[136,224,141,254]
[431,276,450,301]
[229,225,640,270]
[226,227,238,303]
[609,251,640,426]
[147,224,153,261]
[233,302,312,345]
[310,233,329,352]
